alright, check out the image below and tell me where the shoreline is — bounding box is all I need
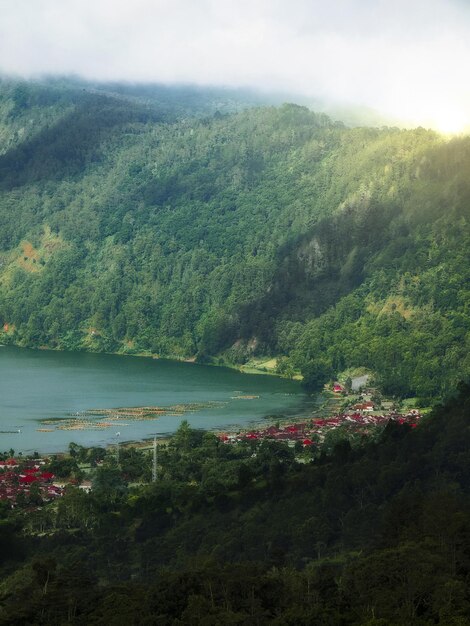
[0,339,295,381]
[0,344,309,455]
[4,343,426,456]
[18,392,320,457]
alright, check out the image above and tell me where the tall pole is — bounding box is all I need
[152,436,157,482]
[116,432,120,467]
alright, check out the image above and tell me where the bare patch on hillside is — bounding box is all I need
[0,225,67,284]
[368,296,415,320]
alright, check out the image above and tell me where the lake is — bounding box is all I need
[0,346,311,454]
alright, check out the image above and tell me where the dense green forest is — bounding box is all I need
[1,383,470,624]
[0,78,469,400]
[1,77,470,625]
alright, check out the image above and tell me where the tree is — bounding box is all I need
[92,464,127,502]
[301,359,334,393]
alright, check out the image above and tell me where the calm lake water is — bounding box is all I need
[0,346,311,453]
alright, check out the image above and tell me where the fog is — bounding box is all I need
[1,0,469,130]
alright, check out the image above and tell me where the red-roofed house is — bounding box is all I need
[0,459,18,468]
[354,402,374,412]
[19,474,39,484]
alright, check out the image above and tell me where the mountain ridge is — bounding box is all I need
[0,78,468,400]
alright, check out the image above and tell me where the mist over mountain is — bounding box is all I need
[0,77,469,401]
[1,0,470,622]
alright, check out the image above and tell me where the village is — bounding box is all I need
[0,456,64,508]
[0,381,423,508]
[216,381,421,448]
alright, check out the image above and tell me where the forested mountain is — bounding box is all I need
[0,78,469,400]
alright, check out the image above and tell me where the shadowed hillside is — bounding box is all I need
[0,78,469,400]
[1,382,470,624]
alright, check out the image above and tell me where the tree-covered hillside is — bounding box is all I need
[0,79,469,399]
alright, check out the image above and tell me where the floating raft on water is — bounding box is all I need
[230,395,260,400]
[79,401,224,419]
[38,401,225,432]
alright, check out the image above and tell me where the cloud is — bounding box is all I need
[1,0,469,129]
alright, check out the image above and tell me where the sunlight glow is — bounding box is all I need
[387,96,470,135]
[1,0,469,132]
[432,108,468,134]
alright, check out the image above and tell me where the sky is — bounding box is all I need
[1,0,469,132]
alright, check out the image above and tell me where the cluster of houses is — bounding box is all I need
[217,400,421,448]
[218,423,317,447]
[0,458,63,507]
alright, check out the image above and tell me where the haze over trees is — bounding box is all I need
[0,78,469,402]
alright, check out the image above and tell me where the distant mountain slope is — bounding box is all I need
[0,78,468,399]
